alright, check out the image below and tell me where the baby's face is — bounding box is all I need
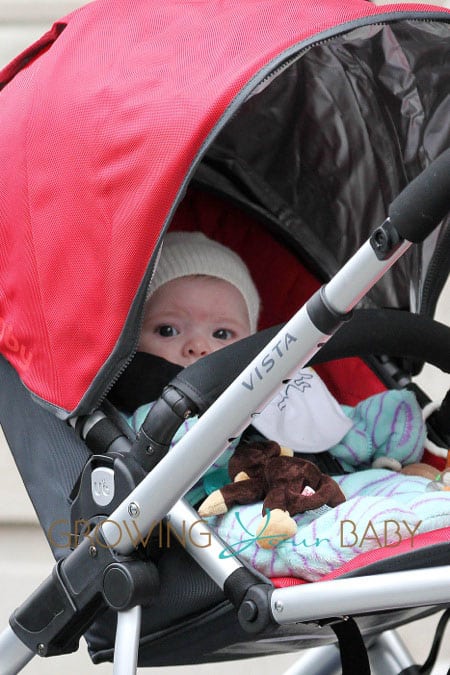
[139,275,251,366]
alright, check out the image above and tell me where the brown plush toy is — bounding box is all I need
[198,440,346,549]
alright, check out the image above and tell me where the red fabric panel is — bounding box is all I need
[314,360,385,406]
[0,0,447,412]
[271,576,309,587]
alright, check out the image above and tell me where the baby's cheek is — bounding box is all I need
[138,330,159,354]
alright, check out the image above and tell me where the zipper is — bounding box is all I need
[89,241,165,409]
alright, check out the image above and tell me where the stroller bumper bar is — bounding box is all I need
[271,566,450,625]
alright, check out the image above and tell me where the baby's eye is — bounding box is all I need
[156,325,179,338]
[213,328,234,340]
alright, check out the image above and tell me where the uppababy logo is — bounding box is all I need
[241,333,298,391]
[0,316,32,370]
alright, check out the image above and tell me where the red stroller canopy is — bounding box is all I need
[0,0,448,415]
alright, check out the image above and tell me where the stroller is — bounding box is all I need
[0,0,450,672]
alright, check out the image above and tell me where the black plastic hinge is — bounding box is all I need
[370,218,403,260]
[223,568,275,634]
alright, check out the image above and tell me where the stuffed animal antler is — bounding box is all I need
[198,440,346,548]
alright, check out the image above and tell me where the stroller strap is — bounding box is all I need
[321,616,370,675]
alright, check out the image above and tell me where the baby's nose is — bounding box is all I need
[182,335,213,362]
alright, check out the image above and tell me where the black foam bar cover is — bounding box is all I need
[318,309,450,371]
[171,309,450,413]
[388,149,450,243]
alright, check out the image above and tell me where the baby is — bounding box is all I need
[138,231,260,365]
[127,231,426,508]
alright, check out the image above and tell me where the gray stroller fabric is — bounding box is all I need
[0,356,89,556]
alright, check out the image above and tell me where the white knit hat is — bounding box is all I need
[150,231,260,332]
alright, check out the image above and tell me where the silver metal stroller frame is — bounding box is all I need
[1,151,449,675]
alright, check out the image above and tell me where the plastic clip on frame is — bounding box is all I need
[0,150,449,675]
